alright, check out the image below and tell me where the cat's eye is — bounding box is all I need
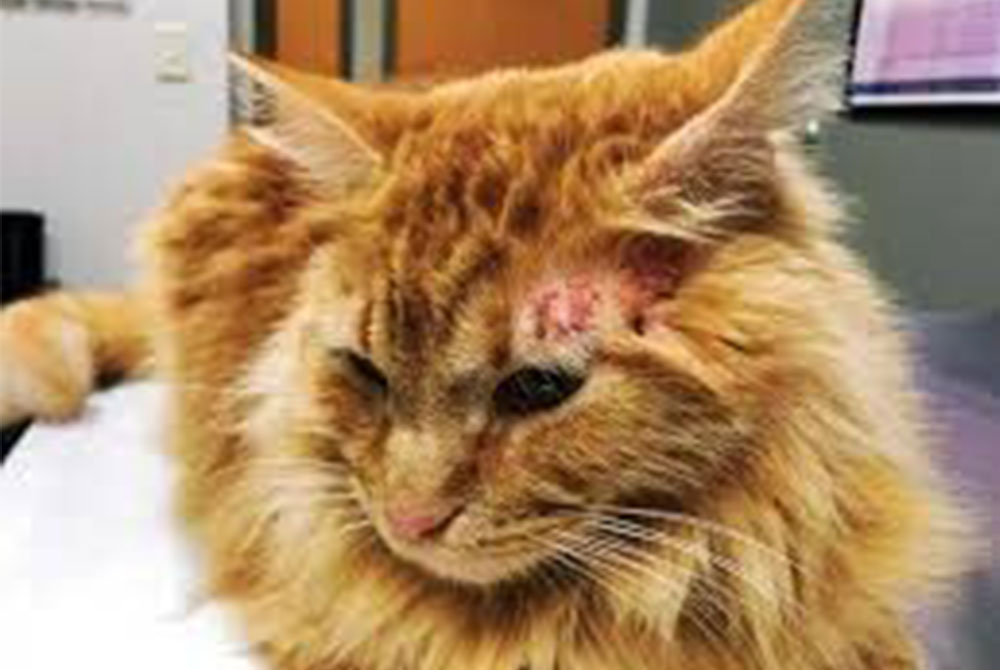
[342,351,389,394]
[493,367,584,417]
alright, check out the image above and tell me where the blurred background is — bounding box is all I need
[0,1,996,668]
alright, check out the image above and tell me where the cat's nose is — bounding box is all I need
[386,499,462,541]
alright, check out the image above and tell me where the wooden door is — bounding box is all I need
[391,0,621,79]
[258,0,623,81]
[275,0,345,76]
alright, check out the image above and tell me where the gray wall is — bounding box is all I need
[825,119,1000,312]
[648,1,1000,312]
[0,1,228,289]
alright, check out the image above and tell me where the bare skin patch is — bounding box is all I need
[531,276,604,341]
[516,268,674,354]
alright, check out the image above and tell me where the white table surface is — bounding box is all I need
[0,383,262,670]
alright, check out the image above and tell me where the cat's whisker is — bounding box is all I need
[493,460,810,598]
[471,518,576,547]
[532,533,645,601]
[582,513,816,628]
[541,530,738,656]
[582,504,808,577]
[577,531,793,664]
[562,506,831,650]
[555,513,834,668]
[550,528,692,602]
[578,513,782,593]
[549,528,713,613]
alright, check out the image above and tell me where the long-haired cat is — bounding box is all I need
[0,1,964,668]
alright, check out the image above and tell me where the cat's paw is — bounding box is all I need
[0,296,95,427]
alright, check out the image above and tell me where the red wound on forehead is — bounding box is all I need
[533,277,601,340]
[524,235,692,343]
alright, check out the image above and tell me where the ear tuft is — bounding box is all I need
[735,0,849,130]
[228,53,382,194]
[690,0,851,131]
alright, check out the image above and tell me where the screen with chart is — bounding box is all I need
[850,0,1000,106]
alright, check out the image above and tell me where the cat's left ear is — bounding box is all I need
[633,0,847,232]
[229,54,383,194]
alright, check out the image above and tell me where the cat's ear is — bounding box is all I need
[229,54,382,194]
[632,0,846,233]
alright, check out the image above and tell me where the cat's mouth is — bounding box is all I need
[383,535,545,585]
[362,495,567,585]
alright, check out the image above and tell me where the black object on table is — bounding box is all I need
[1,210,45,305]
[1,210,46,463]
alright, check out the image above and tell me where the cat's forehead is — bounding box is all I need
[370,63,705,250]
[357,235,637,377]
[375,125,647,261]
[319,54,741,360]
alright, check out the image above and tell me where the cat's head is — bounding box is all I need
[226,0,939,620]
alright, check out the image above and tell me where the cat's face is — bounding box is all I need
[284,230,749,584]
[231,0,853,597]
[229,0,848,592]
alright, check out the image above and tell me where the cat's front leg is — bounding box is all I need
[0,291,149,427]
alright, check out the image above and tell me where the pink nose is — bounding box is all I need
[386,500,461,541]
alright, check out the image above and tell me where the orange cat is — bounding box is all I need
[0,1,964,668]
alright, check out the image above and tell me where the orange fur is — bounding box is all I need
[0,1,964,668]
[0,291,148,424]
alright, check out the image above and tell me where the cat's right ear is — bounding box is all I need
[229,54,382,194]
[628,0,847,239]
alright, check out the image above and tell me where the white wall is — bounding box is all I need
[0,1,228,288]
